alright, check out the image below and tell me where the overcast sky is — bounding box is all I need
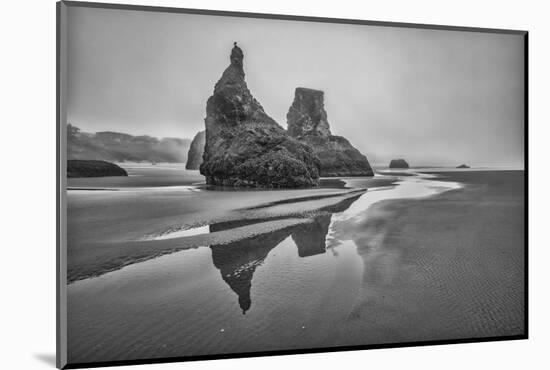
[67,6,524,167]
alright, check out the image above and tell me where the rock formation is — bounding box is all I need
[200,43,320,188]
[67,160,128,178]
[185,130,205,170]
[457,164,470,169]
[389,159,409,168]
[286,87,374,177]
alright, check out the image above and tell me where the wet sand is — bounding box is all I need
[67,170,396,282]
[334,170,525,345]
[66,168,525,364]
[67,163,205,189]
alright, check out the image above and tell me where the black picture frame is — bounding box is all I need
[56,1,529,368]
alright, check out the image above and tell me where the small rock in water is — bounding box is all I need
[389,158,409,169]
[67,159,128,178]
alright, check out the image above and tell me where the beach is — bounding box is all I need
[66,165,525,364]
[337,170,525,344]
[66,164,396,282]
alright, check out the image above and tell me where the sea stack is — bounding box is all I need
[389,159,409,168]
[185,130,205,170]
[200,43,320,187]
[286,87,374,177]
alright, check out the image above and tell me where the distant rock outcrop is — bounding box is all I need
[457,164,470,169]
[200,43,320,188]
[389,159,409,169]
[286,87,374,177]
[67,124,191,163]
[67,160,128,178]
[185,130,205,170]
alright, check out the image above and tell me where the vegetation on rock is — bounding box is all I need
[67,124,190,163]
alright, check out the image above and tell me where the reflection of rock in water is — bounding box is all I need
[292,214,331,257]
[209,192,364,313]
[209,227,293,313]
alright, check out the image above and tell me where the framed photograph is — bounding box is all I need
[57,1,528,368]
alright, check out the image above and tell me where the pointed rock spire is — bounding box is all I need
[200,44,320,187]
[230,42,244,68]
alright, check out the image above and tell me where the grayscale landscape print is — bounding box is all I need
[64,5,525,365]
